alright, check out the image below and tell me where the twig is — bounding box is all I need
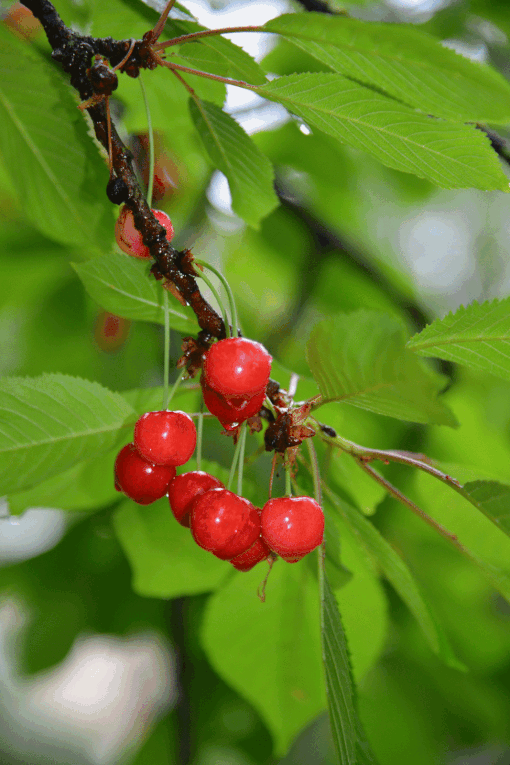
[355,459,463,551]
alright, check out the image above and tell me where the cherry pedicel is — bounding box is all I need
[115,205,174,259]
[134,410,196,466]
[230,537,271,572]
[201,380,265,429]
[260,496,324,563]
[168,471,224,527]
[190,488,261,561]
[203,338,272,399]
[114,443,176,505]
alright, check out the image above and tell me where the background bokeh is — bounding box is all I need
[1,0,510,763]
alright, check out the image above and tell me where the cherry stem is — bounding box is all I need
[196,404,203,472]
[237,422,248,497]
[194,268,230,338]
[306,437,322,507]
[139,72,155,207]
[163,290,170,408]
[268,453,277,499]
[106,96,113,176]
[263,396,277,418]
[227,427,245,491]
[153,25,263,50]
[284,459,292,497]
[195,261,238,338]
[164,366,185,411]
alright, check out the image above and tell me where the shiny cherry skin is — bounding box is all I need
[230,537,271,571]
[134,410,196,467]
[114,443,176,505]
[168,471,224,527]
[260,496,324,563]
[201,380,265,430]
[115,205,174,259]
[202,338,272,399]
[190,488,261,561]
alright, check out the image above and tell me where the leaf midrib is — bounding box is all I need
[255,77,487,174]
[0,420,130,455]
[411,332,510,351]
[273,25,493,85]
[0,85,99,252]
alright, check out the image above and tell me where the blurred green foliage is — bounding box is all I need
[1,0,510,763]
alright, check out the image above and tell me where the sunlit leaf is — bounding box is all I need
[7,448,119,515]
[462,480,510,538]
[113,497,228,598]
[72,252,198,332]
[0,374,133,494]
[407,299,510,381]
[327,490,466,670]
[254,74,508,191]
[265,13,510,123]
[414,469,510,604]
[201,561,325,756]
[189,98,278,228]
[0,27,114,253]
[320,567,380,764]
[306,310,457,426]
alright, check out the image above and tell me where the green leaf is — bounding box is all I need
[168,43,227,105]
[264,14,510,123]
[166,20,268,86]
[189,98,279,228]
[201,561,325,756]
[113,498,229,598]
[0,374,133,495]
[407,299,510,381]
[72,252,198,333]
[331,450,386,516]
[462,481,510,538]
[120,384,201,418]
[306,310,458,426]
[327,490,466,670]
[320,568,379,765]
[7,449,120,515]
[0,27,114,253]
[254,74,508,191]
[414,469,510,605]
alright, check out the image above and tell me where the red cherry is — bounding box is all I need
[134,410,196,466]
[201,380,265,429]
[203,338,272,399]
[115,206,174,259]
[168,471,224,527]
[114,443,176,505]
[260,496,324,563]
[190,488,261,561]
[230,537,271,571]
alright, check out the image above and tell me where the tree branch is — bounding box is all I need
[20,0,226,340]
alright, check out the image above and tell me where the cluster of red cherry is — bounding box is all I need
[113,208,324,570]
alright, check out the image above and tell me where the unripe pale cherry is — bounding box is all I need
[134,410,196,467]
[115,205,174,259]
[260,496,324,563]
[203,337,272,399]
[114,443,176,505]
[201,380,265,430]
[230,536,271,572]
[190,488,261,561]
[168,471,224,527]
